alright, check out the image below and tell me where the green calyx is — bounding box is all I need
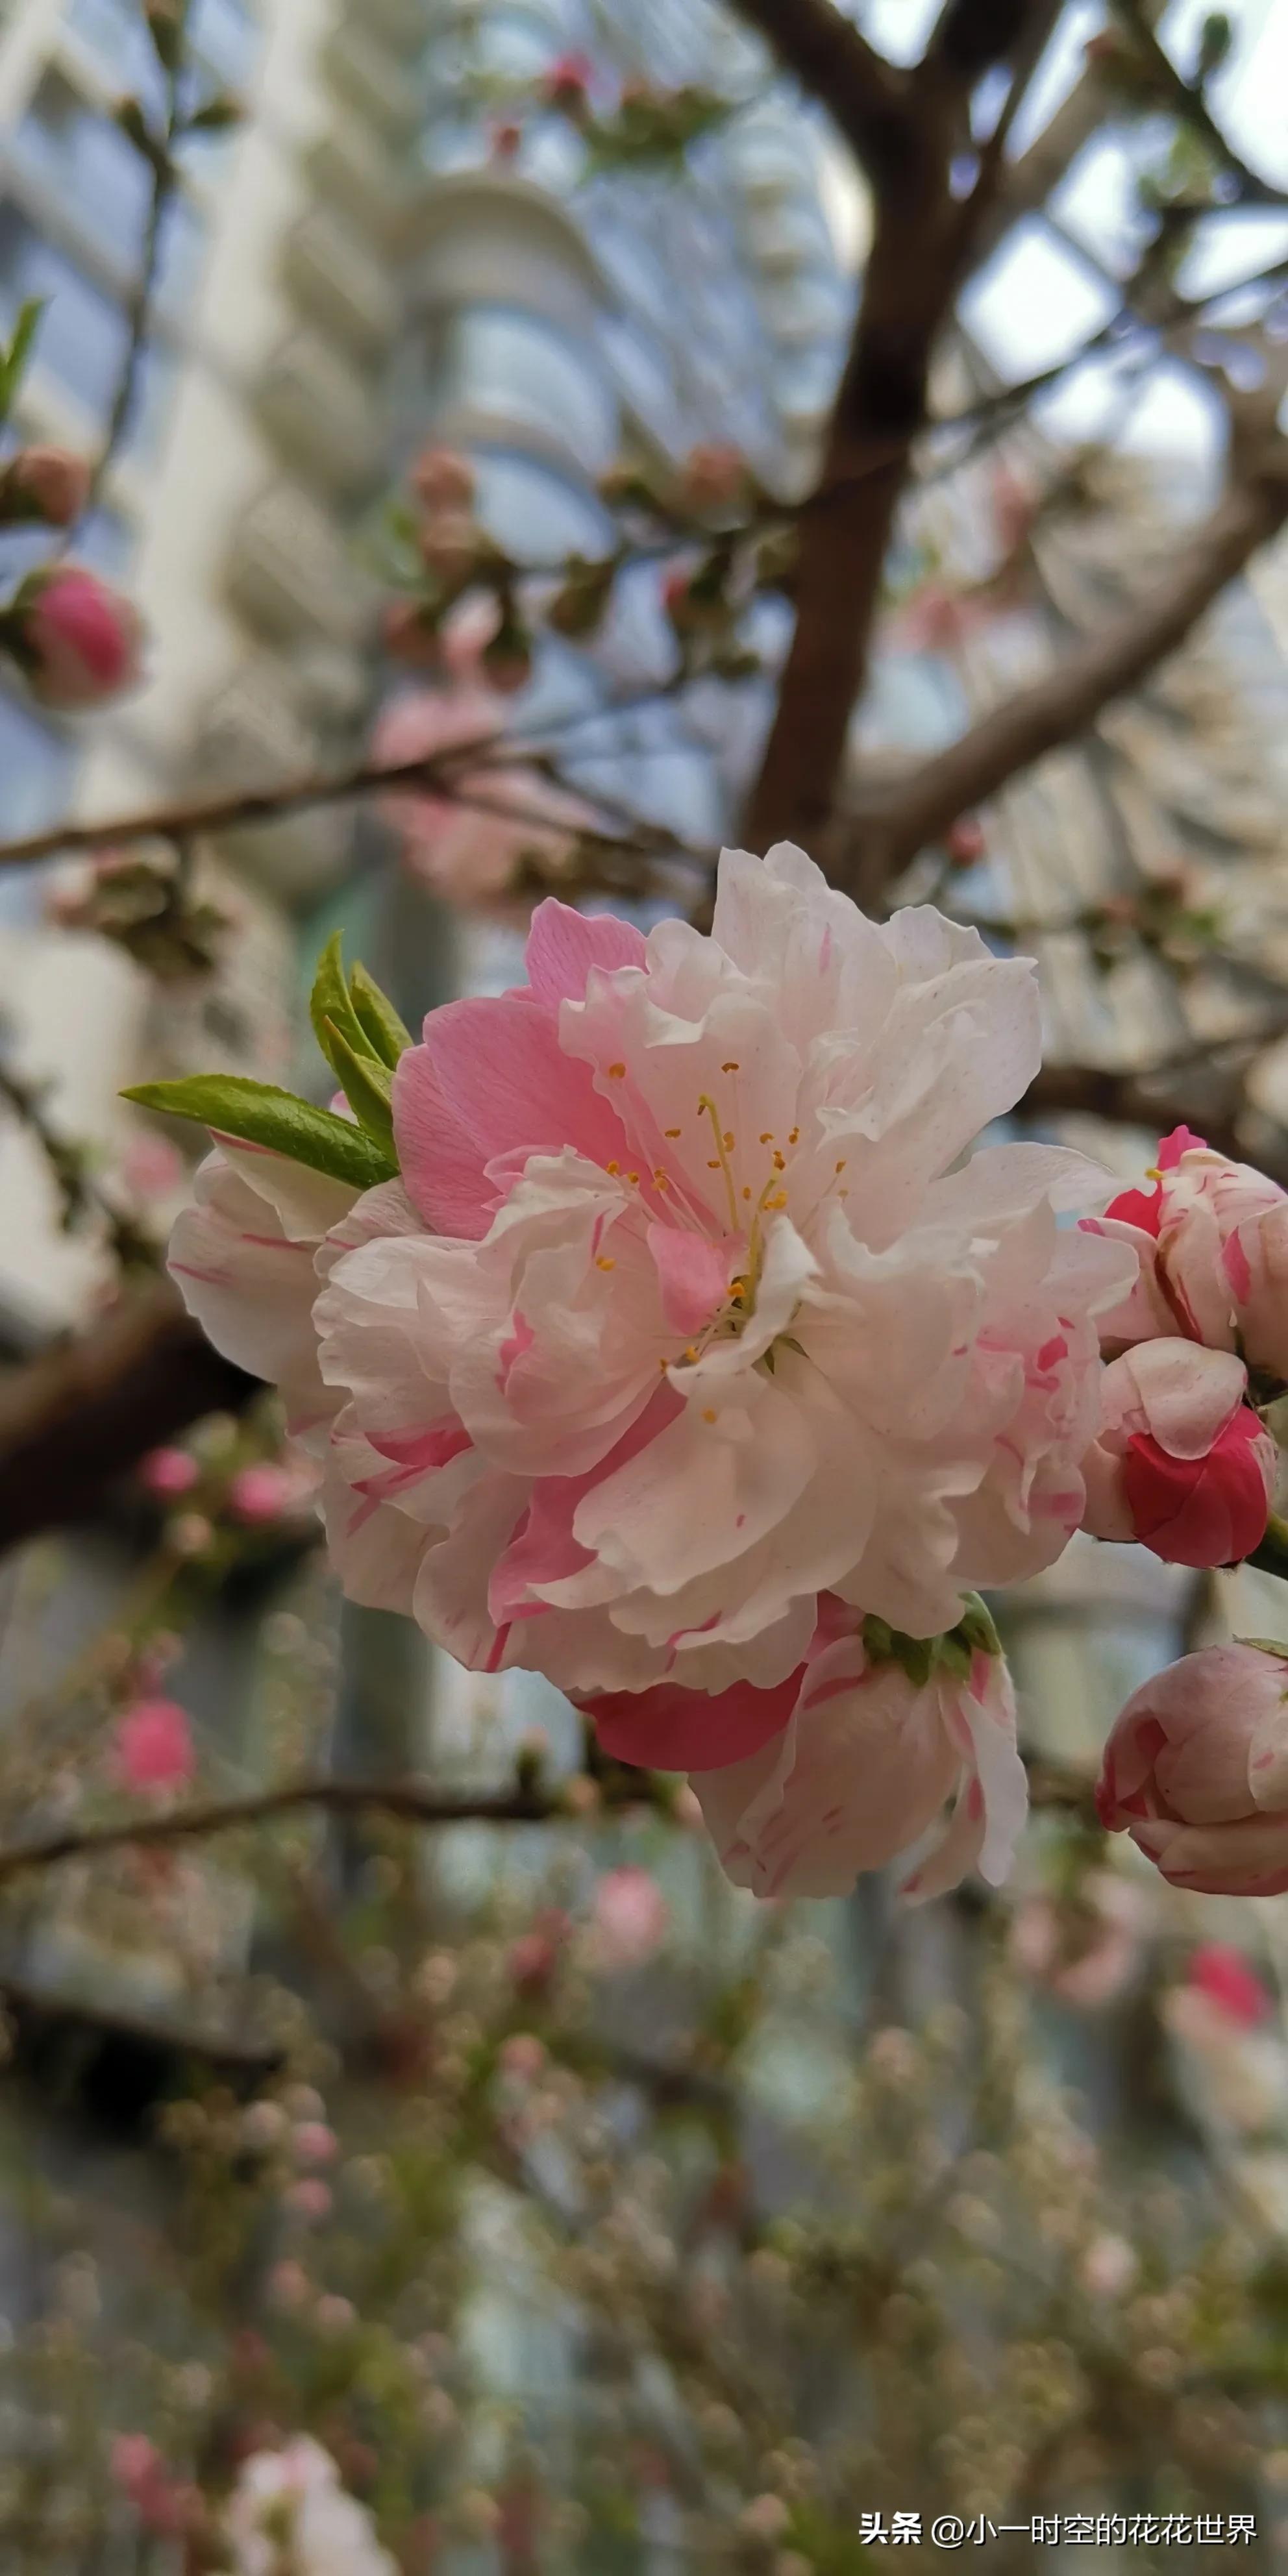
[121,939,412,1191]
[861,1594,1001,1690]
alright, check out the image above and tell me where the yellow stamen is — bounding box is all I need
[834,1159,847,1174]
[729,1281,747,1304]
[1145,1165,1163,1182]
[606,1160,619,1176]
[665,1126,682,1139]
[765,1191,788,1211]
[596,1256,615,1271]
[721,1060,740,1074]
[684,1344,699,1363]
[788,1127,800,1145]
[608,1062,626,1079]
[702,1407,717,1424]
[626,1171,640,1186]
[773,1150,786,1172]
[759,1131,774,1145]
[723,1130,735,1151]
[652,1169,670,1190]
[697,1095,741,1234]
[741,1185,752,1200]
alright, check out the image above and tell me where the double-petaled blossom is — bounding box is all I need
[225,2438,396,2576]
[1087,1124,1288,1385]
[171,847,1133,1724]
[1098,1641,1288,1894]
[1080,1339,1274,1568]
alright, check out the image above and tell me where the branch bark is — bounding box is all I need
[0,1282,257,1548]
[0,1771,665,1883]
[721,0,910,179]
[848,467,1288,889]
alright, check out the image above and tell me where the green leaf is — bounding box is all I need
[0,299,45,419]
[349,961,413,1069]
[121,1076,397,1189]
[321,1018,395,1149]
[309,932,377,1086]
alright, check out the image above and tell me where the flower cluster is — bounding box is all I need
[1080,1126,1282,1568]
[160,842,1152,1901]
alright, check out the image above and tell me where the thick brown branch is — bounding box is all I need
[0,1281,257,1548]
[725,0,910,178]
[851,469,1288,887]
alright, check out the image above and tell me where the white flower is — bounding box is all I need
[225,2438,396,2576]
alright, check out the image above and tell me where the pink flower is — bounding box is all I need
[0,445,91,528]
[1080,1340,1274,1567]
[228,1462,303,1524]
[666,1615,1026,1903]
[286,2177,332,2220]
[1098,1641,1288,1894]
[410,445,475,512]
[167,1141,369,1450]
[110,2436,199,2536]
[114,1698,195,1793]
[140,1446,199,1499]
[122,1132,186,1200]
[591,1864,669,1965]
[1187,1940,1271,2027]
[292,2119,339,2166]
[170,848,1131,1709]
[8,564,143,707]
[1086,1126,1288,1383]
[945,817,985,867]
[373,681,588,912]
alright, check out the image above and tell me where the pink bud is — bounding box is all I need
[591,1864,669,1968]
[113,1698,195,1794]
[542,49,595,107]
[227,1462,297,1524]
[10,565,143,708]
[411,445,475,512]
[1098,1641,1288,1894]
[490,118,523,160]
[679,441,747,512]
[1097,1130,1288,1385]
[1,446,92,528]
[1187,1941,1271,2027]
[946,815,985,867]
[267,2259,311,2310]
[1080,1340,1274,1568]
[140,1446,199,1499]
[291,2120,339,2166]
[285,2177,332,2221]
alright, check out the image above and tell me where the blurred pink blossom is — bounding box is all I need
[140,1446,199,1499]
[591,1865,669,1968]
[373,672,589,913]
[114,1698,195,1794]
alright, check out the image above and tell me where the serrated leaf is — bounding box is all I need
[0,299,45,418]
[309,932,378,1085]
[121,1076,397,1189]
[349,961,412,1069]
[321,1017,395,1148]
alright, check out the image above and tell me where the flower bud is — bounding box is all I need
[1098,1640,1288,1894]
[541,50,595,112]
[1080,1340,1274,1568]
[0,445,90,528]
[4,564,143,707]
[410,445,474,512]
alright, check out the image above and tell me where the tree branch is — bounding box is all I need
[0,1281,257,1549]
[849,465,1288,888]
[0,1770,667,1883]
[724,0,911,179]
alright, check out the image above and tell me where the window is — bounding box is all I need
[467,445,613,567]
[66,0,257,105]
[0,207,129,420]
[0,691,74,928]
[16,74,208,304]
[431,306,617,469]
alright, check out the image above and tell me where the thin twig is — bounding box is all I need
[0,1770,669,1885]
